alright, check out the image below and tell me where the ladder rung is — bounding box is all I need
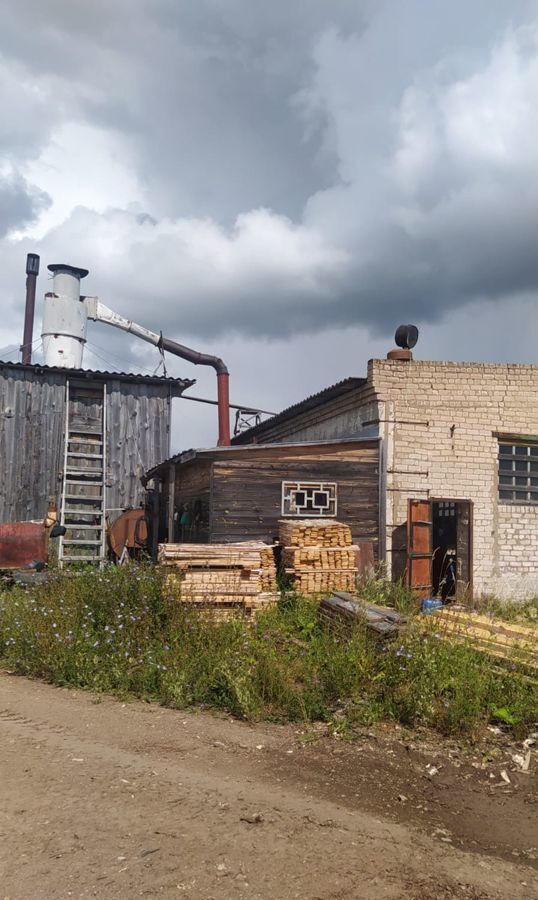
[64,524,103,531]
[67,427,103,435]
[64,479,103,486]
[65,471,103,479]
[67,452,104,459]
[63,539,103,546]
[64,509,103,516]
[64,495,103,503]
[61,555,105,562]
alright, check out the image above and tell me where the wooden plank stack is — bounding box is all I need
[157,541,278,618]
[279,519,358,595]
[429,606,538,674]
[279,519,352,548]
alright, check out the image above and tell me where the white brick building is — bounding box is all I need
[234,357,538,600]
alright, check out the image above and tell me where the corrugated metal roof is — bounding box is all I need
[0,359,195,392]
[231,376,367,444]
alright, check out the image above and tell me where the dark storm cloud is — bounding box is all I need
[0,1,370,221]
[0,173,50,238]
[0,0,537,351]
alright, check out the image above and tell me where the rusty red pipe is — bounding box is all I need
[159,335,231,446]
[217,372,231,446]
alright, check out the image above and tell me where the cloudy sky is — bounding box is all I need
[1,0,537,448]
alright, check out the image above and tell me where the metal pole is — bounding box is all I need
[217,371,231,446]
[21,253,40,364]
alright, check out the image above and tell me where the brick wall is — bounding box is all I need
[237,357,538,599]
[371,360,538,599]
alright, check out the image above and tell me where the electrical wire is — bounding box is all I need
[0,345,20,360]
[85,339,158,376]
[0,336,42,360]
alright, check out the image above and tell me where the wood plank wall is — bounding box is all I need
[168,442,379,551]
[105,380,172,515]
[0,367,66,521]
[172,460,212,542]
[0,367,173,523]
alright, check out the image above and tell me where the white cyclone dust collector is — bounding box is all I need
[40,263,231,445]
[41,264,90,369]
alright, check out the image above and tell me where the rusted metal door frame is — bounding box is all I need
[407,499,433,597]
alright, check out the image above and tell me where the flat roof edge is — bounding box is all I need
[144,435,381,481]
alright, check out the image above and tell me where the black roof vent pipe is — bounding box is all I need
[21,253,40,364]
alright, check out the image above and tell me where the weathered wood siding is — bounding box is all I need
[209,443,379,548]
[105,380,172,514]
[234,382,380,444]
[171,460,212,542]
[0,367,66,521]
[0,365,174,523]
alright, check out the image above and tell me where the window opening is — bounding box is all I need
[498,442,538,504]
[281,481,337,517]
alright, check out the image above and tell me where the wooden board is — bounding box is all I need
[279,519,353,548]
[429,607,538,671]
[319,593,405,636]
[278,519,358,596]
[157,540,278,613]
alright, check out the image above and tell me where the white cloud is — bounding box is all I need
[1,1,537,446]
[20,123,143,238]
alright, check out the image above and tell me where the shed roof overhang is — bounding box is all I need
[0,360,195,397]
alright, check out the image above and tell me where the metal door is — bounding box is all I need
[407,499,433,596]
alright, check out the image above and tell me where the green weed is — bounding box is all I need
[0,566,536,739]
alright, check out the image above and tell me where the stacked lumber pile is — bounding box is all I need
[429,606,538,674]
[259,544,278,591]
[279,520,352,548]
[279,519,358,595]
[157,542,278,618]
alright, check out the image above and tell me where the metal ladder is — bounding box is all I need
[58,380,107,567]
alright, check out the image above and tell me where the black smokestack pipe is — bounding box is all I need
[21,253,40,364]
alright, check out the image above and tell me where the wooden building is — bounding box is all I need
[144,439,380,555]
[0,360,192,564]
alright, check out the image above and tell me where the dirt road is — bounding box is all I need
[0,674,536,899]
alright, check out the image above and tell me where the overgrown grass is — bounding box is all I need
[0,565,536,739]
[469,595,538,626]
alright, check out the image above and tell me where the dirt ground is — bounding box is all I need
[0,674,536,900]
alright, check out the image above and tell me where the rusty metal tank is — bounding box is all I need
[108,509,149,560]
[0,521,48,570]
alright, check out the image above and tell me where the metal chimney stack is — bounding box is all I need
[21,253,40,364]
[41,264,89,368]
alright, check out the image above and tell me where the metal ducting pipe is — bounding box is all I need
[21,253,40,364]
[84,296,232,447]
[158,335,231,446]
